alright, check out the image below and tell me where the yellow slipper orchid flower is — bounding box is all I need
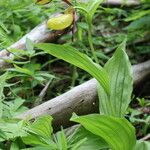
[47,7,74,30]
[47,14,73,30]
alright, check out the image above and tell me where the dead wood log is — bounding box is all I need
[132,60,150,85]
[18,60,150,129]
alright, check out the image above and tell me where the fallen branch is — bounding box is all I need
[18,60,150,129]
[132,60,150,85]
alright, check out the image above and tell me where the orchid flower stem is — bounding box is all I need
[88,24,99,64]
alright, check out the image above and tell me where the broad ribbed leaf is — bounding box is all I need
[0,72,7,100]
[104,40,133,117]
[134,140,150,150]
[98,40,133,117]
[36,43,110,94]
[98,83,113,116]
[71,114,136,150]
[69,126,108,150]
[0,119,27,141]
[26,115,53,139]
[22,115,55,148]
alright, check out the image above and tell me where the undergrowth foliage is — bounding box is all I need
[0,0,150,149]
[36,39,136,150]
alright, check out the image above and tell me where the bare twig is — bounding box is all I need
[141,134,150,141]
[34,80,52,107]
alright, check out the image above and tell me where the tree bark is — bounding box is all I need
[17,60,150,130]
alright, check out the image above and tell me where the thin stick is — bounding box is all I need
[34,80,52,107]
[141,134,150,141]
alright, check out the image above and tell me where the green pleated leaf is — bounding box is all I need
[0,119,27,141]
[36,43,110,94]
[0,72,7,101]
[71,113,136,150]
[134,140,150,150]
[68,126,108,150]
[104,40,133,117]
[25,115,53,139]
[54,129,68,150]
[98,40,133,117]
[22,115,55,148]
[98,83,113,116]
